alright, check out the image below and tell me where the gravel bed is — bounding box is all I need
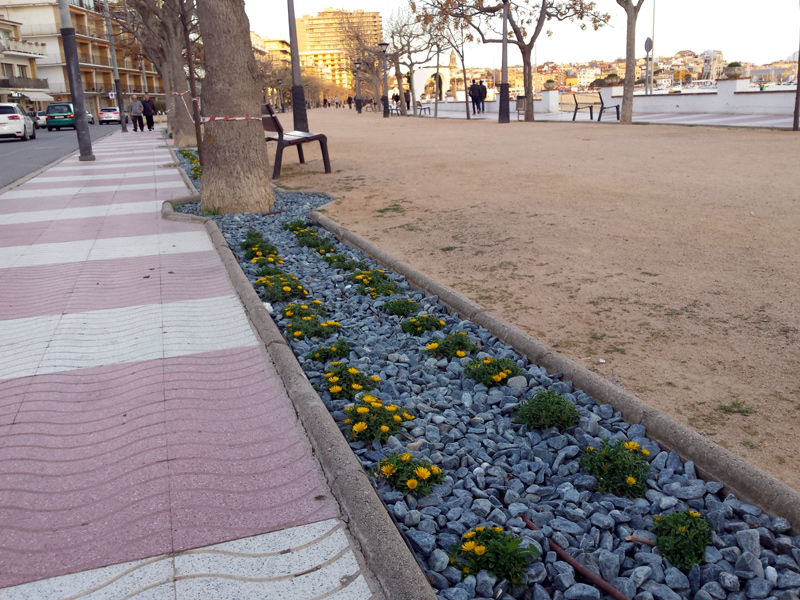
[177,193,800,600]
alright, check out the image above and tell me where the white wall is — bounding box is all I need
[417,91,559,116]
[601,79,797,116]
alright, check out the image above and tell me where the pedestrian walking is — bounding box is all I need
[142,94,157,131]
[404,89,411,111]
[129,95,144,132]
[468,80,481,115]
[347,95,353,109]
[479,80,487,113]
[333,95,339,108]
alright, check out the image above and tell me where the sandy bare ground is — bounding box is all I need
[270,106,800,491]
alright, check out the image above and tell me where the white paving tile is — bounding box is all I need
[0,296,258,381]
[0,230,213,270]
[47,161,171,172]
[2,181,185,200]
[0,520,376,600]
[0,201,164,225]
[33,171,179,183]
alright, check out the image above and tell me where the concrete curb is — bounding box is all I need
[165,145,201,196]
[160,201,437,600]
[310,209,800,532]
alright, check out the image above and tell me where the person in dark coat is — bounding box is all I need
[468,79,480,115]
[404,89,411,111]
[479,80,487,113]
[141,94,157,131]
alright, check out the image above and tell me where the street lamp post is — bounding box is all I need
[57,0,94,160]
[379,42,390,118]
[354,61,362,113]
[287,0,308,131]
[277,78,284,112]
[498,0,510,123]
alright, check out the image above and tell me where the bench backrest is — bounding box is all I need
[261,103,284,137]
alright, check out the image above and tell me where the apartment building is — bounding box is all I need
[0,0,163,114]
[295,9,382,90]
[0,14,50,107]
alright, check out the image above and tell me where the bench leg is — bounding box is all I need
[273,143,285,179]
[573,107,578,121]
[598,106,604,121]
[319,137,331,174]
[297,144,306,164]
[589,106,594,121]
[615,106,620,121]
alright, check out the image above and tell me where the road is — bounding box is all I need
[0,124,119,190]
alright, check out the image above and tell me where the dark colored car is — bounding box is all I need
[45,102,76,130]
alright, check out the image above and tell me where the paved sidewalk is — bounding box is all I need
[0,130,378,598]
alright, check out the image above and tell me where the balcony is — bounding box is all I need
[0,76,50,90]
[77,53,111,67]
[75,24,108,41]
[70,0,101,12]
[1,39,49,57]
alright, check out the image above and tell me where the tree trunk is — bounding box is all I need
[522,44,535,122]
[394,57,406,116]
[409,66,417,116]
[460,51,470,120]
[621,5,637,124]
[195,0,273,213]
[162,31,195,147]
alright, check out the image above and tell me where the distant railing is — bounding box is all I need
[0,76,49,90]
[77,53,111,67]
[2,39,48,56]
[74,24,107,40]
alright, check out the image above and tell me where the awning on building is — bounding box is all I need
[19,91,55,101]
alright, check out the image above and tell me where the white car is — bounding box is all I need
[34,110,47,128]
[98,106,126,124]
[0,102,36,141]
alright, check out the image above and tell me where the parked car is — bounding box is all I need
[33,110,47,128]
[45,102,76,130]
[98,106,127,124]
[0,102,36,141]
[86,110,95,125]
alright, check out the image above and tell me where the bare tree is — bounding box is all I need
[119,0,196,145]
[415,0,610,122]
[616,0,646,124]
[194,0,274,212]
[387,8,438,116]
[338,12,383,102]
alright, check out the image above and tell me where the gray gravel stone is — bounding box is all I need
[472,498,492,518]
[631,566,654,587]
[641,581,683,600]
[507,375,528,389]
[665,567,690,590]
[533,584,551,600]
[611,577,638,599]
[737,529,762,558]
[476,570,497,597]
[746,578,774,599]
[720,571,742,592]
[777,571,800,588]
[702,582,727,599]
[429,549,450,572]
[597,549,621,581]
[564,584,600,600]
[406,529,436,555]
[550,518,585,536]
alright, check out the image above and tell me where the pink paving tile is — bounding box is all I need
[0,212,191,248]
[0,250,229,320]
[0,191,150,214]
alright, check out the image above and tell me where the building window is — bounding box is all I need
[2,63,14,77]
[18,65,28,78]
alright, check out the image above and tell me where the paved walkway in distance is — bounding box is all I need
[0,130,377,599]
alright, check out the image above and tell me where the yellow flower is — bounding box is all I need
[343,418,351,424]
[293,331,302,337]
[380,425,389,433]
[641,448,650,456]
[348,367,359,375]
[356,406,369,414]
[439,320,445,326]
[313,300,322,304]
[431,465,442,475]
[492,375,502,382]
[400,453,412,461]
[385,404,398,412]
[474,545,486,556]
[414,466,431,480]
[402,412,414,420]
[302,316,312,321]
[483,358,493,364]
[689,510,701,518]
[352,422,367,432]
[626,476,637,486]
[371,375,381,381]
[285,310,294,317]
[678,526,687,533]
[393,415,402,422]
[282,286,291,292]
[363,395,377,403]
[381,464,396,477]
[586,446,594,452]
[406,479,418,490]
[300,305,308,309]
[427,342,439,350]
[456,350,466,357]
[463,531,476,539]
[352,384,363,390]
[329,385,343,393]
[475,526,485,532]
[328,376,339,383]
[461,541,476,552]
[624,441,640,451]
[330,361,341,366]
[370,402,382,409]
[463,567,470,574]
[493,527,502,532]
[256,251,263,257]
[324,372,333,378]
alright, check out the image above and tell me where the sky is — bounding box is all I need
[244,0,800,68]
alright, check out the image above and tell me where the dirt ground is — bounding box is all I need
[270,107,800,492]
